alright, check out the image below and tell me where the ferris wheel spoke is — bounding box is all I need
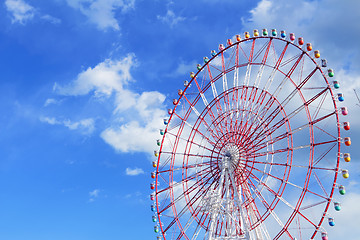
[233,45,240,86]
[237,95,278,143]
[243,85,268,112]
[275,42,290,67]
[167,133,209,154]
[174,207,206,240]
[190,218,204,240]
[251,172,295,211]
[205,64,220,99]
[199,88,231,140]
[246,117,287,149]
[220,53,228,92]
[247,121,288,149]
[244,87,261,116]
[263,43,289,92]
[253,49,272,89]
[165,131,218,155]
[243,177,272,214]
[164,179,223,237]
[246,166,286,186]
[173,108,208,136]
[179,214,201,240]
[158,161,212,174]
[243,175,293,239]
[231,90,267,144]
[245,147,291,158]
[246,173,322,235]
[161,151,215,159]
[291,209,319,229]
[233,91,271,143]
[299,200,328,211]
[158,166,216,196]
[238,42,249,61]
[246,130,289,155]
[244,159,289,168]
[159,167,217,215]
[183,94,205,117]
[245,176,286,227]
[239,181,263,224]
[241,40,256,88]
[310,165,337,171]
[178,120,220,149]
[221,92,233,135]
[158,155,172,172]
[304,183,329,201]
[190,75,226,139]
[279,53,302,68]
[252,38,272,62]
[309,88,329,120]
[313,124,337,139]
[311,111,337,126]
[284,52,306,79]
[313,143,336,166]
[296,89,329,120]
[241,87,264,130]
[297,67,319,89]
[243,62,252,87]
[233,87,250,131]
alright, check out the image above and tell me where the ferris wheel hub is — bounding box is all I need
[221,144,242,171]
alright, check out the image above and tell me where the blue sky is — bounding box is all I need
[0,0,360,239]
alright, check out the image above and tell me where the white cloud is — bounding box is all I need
[157,9,185,28]
[54,54,135,97]
[41,14,61,24]
[40,116,58,125]
[5,0,62,25]
[101,89,166,153]
[101,118,159,153]
[89,189,100,197]
[66,0,135,31]
[40,116,95,134]
[125,167,144,176]
[5,0,35,24]
[89,189,100,202]
[53,54,167,155]
[64,118,94,132]
[44,98,62,107]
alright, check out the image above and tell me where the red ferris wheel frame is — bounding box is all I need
[152,30,349,240]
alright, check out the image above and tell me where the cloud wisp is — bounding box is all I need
[40,116,95,135]
[125,167,144,176]
[89,189,100,202]
[66,0,135,31]
[157,9,186,28]
[5,0,35,24]
[5,0,62,25]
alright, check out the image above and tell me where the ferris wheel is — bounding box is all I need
[150,29,352,240]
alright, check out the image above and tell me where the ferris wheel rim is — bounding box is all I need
[154,32,343,240]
